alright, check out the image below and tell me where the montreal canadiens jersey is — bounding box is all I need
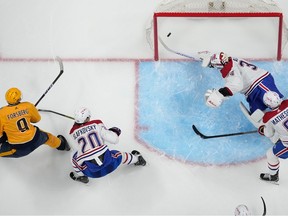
[263,100,288,146]
[0,102,41,144]
[220,58,269,96]
[69,120,119,172]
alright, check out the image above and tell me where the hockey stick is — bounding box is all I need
[35,56,64,107]
[261,196,266,216]
[192,125,258,139]
[158,37,198,60]
[38,109,74,120]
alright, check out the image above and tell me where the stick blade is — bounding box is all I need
[192,125,206,139]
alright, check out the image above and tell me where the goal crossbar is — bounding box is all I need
[153,12,284,61]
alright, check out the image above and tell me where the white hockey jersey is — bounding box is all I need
[69,119,119,167]
[263,100,288,146]
[220,58,269,96]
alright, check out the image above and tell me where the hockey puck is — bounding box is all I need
[167,32,171,37]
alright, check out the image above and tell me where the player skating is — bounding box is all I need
[199,52,284,113]
[0,87,70,158]
[69,107,146,184]
[258,91,288,183]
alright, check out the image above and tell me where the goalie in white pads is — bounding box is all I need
[199,51,283,113]
[69,107,146,184]
[258,91,288,183]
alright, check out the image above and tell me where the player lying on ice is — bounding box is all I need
[198,52,287,183]
[198,51,284,114]
[69,107,146,184]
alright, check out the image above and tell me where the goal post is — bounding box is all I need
[146,0,288,61]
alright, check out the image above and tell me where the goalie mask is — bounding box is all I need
[263,91,282,109]
[5,87,22,105]
[210,52,229,69]
[74,107,91,124]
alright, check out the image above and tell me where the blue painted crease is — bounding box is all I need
[137,61,288,165]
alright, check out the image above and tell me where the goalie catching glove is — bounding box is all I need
[205,89,226,108]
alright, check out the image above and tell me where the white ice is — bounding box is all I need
[0,0,288,215]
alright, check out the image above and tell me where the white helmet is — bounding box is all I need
[74,107,91,124]
[210,52,229,69]
[234,204,251,216]
[263,91,282,109]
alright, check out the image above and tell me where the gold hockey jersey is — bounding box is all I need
[0,102,41,144]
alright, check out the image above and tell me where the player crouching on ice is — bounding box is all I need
[69,107,146,184]
[198,51,284,114]
[258,91,288,183]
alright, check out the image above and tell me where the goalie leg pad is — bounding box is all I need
[240,102,264,128]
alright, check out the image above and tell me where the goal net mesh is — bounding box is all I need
[146,0,288,60]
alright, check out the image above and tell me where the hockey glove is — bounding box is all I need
[205,89,225,108]
[198,51,212,68]
[0,132,7,143]
[109,127,121,136]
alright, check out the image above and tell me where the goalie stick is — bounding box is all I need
[158,36,199,60]
[192,125,257,139]
[38,109,74,120]
[35,56,64,107]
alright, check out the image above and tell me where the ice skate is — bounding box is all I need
[70,172,89,184]
[57,135,71,151]
[131,150,146,166]
[260,171,279,184]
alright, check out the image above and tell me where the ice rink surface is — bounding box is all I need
[0,0,288,215]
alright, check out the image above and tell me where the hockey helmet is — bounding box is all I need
[234,204,250,216]
[74,107,91,124]
[210,52,229,69]
[5,87,22,105]
[263,91,282,109]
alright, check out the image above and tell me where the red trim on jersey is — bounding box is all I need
[259,83,270,92]
[70,119,103,134]
[268,162,280,167]
[244,72,270,96]
[263,100,288,123]
[112,152,122,159]
[76,145,107,161]
[276,147,288,157]
[220,58,233,78]
[122,152,128,164]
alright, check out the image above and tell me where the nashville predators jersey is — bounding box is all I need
[0,102,41,144]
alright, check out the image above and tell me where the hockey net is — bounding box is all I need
[146,0,288,61]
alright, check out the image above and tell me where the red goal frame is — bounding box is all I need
[153,12,283,61]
